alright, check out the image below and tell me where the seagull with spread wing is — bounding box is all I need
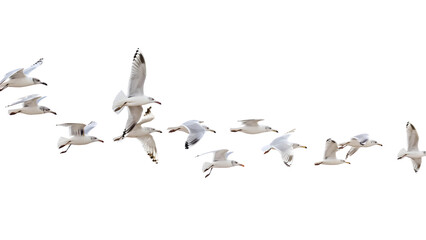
[168,120,216,149]
[262,129,307,167]
[6,94,56,115]
[0,58,47,91]
[113,107,162,163]
[57,121,104,154]
[315,138,351,166]
[197,149,244,178]
[397,122,426,173]
[112,49,161,139]
[230,119,278,134]
[338,134,382,159]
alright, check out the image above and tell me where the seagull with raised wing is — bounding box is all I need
[113,107,162,163]
[339,134,383,159]
[112,49,161,138]
[315,138,351,166]
[57,121,104,154]
[168,120,216,149]
[6,94,56,115]
[0,58,47,91]
[262,129,307,167]
[197,149,244,178]
[230,119,278,134]
[397,122,426,173]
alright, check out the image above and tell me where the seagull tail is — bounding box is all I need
[112,90,127,114]
[57,137,70,149]
[397,148,407,160]
[202,162,214,172]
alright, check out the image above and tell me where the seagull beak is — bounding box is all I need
[378,143,383,146]
[50,111,57,115]
[239,164,245,167]
[301,146,307,149]
[98,139,104,143]
[154,101,161,105]
[345,161,351,164]
[41,82,48,86]
[209,129,216,133]
[272,130,279,133]
[155,130,162,133]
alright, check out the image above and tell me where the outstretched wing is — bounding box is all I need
[238,119,263,126]
[23,58,43,75]
[407,122,419,151]
[183,121,206,149]
[128,48,146,97]
[124,106,143,135]
[57,123,86,136]
[324,138,338,159]
[6,94,40,107]
[353,134,369,145]
[410,157,422,173]
[213,149,231,162]
[84,121,97,135]
[0,68,23,84]
[137,134,158,163]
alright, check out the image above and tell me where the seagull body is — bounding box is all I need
[113,107,162,163]
[230,119,278,134]
[6,94,56,115]
[397,122,426,172]
[57,121,103,154]
[168,120,216,149]
[262,129,306,167]
[197,149,244,178]
[339,134,382,159]
[0,58,47,91]
[315,138,350,166]
[112,49,161,138]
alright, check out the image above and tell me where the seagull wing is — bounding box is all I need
[346,147,360,159]
[124,106,143,134]
[353,134,369,145]
[6,94,40,107]
[57,123,86,136]
[137,133,158,163]
[183,121,206,149]
[275,144,294,166]
[136,106,154,126]
[23,58,43,75]
[270,133,293,147]
[410,157,422,173]
[0,68,23,84]
[407,123,419,151]
[213,149,231,162]
[84,121,97,135]
[324,139,338,159]
[238,119,263,126]
[128,48,146,97]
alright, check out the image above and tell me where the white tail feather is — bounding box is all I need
[202,162,214,172]
[112,91,127,114]
[57,137,70,149]
[398,148,407,159]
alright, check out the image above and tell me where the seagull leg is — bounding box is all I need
[60,144,72,154]
[9,110,20,115]
[114,102,127,112]
[205,168,213,178]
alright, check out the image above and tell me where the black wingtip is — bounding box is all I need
[185,142,189,149]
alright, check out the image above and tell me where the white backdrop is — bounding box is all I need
[0,0,425,239]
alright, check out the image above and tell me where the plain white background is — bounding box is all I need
[0,0,425,239]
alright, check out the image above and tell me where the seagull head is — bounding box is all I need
[90,136,104,143]
[367,140,383,147]
[231,161,245,167]
[147,96,161,105]
[292,143,307,149]
[40,106,56,115]
[147,127,162,133]
[32,78,47,86]
[265,126,278,133]
[203,126,216,133]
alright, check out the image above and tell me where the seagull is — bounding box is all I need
[6,94,56,115]
[197,149,244,178]
[168,120,216,149]
[339,134,383,159]
[113,107,162,164]
[315,138,351,166]
[230,119,278,134]
[57,121,104,154]
[262,129,307,167]
[0,58,47,91]
[112,48,161,138]
[397,122,426,173]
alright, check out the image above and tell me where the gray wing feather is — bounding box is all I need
[57,123,86,136]
[410,157,422,173]
[137,134,158,162]
[128,49,146,97]
[0,68,23,84]
[6,94,40,107]
[324,139,338,159]
[125,106,143,134]
[346,147,360,159]
[213,149,230,162]
[184,121,206,149]
[23,58,43,75]
[353,134,369,145]
[407,123,419,151]
[238,119,263,126]
[83,121,97,135]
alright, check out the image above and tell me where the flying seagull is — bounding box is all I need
[6,94,56,115]
[112,48,161,139]
[113,107,162,163]
[315,138,351,166]
[168,120,216,149]
[397,122,426,173]
[339,134,382,159]
[262,129,307,167]
[230,119,278,134]
[0,58,47,91]
[57,121,104,154]
[197,149,244,178]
